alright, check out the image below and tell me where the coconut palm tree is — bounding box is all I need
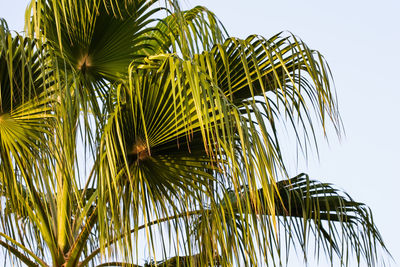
[0,0,390,266]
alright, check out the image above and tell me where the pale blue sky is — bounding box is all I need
[0,0,399,266]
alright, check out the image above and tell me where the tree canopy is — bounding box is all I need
[0,0,390,266]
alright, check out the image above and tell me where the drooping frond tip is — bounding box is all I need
[0,18,9,33]
[273,174,389,266]
[213,173,390,266]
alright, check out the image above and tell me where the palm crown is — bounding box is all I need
[0,0,389,266]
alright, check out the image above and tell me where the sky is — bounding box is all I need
[0,0,399,266]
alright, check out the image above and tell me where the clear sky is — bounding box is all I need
[1,0,399,266]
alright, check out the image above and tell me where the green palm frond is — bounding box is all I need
[193,34,341,154]
[208,173,389,266]
[28,0,160,80]
[0,19,8,33]
[0,24,54,213]
[98,63,219,256]
[142,5,227,56]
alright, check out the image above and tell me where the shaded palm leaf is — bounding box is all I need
[28,0,160,81]
[200,173,389,266]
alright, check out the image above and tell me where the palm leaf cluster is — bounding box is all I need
[0,0,389,266]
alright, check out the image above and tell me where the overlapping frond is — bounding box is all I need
[96,39,336,264]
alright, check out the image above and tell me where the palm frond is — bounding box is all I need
[28,0,162,80]
[212,173,389,266]
[0,27,54,234]
[194,34,341,156]
[142,5,227,56]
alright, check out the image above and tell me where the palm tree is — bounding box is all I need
[0,0,390,266]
